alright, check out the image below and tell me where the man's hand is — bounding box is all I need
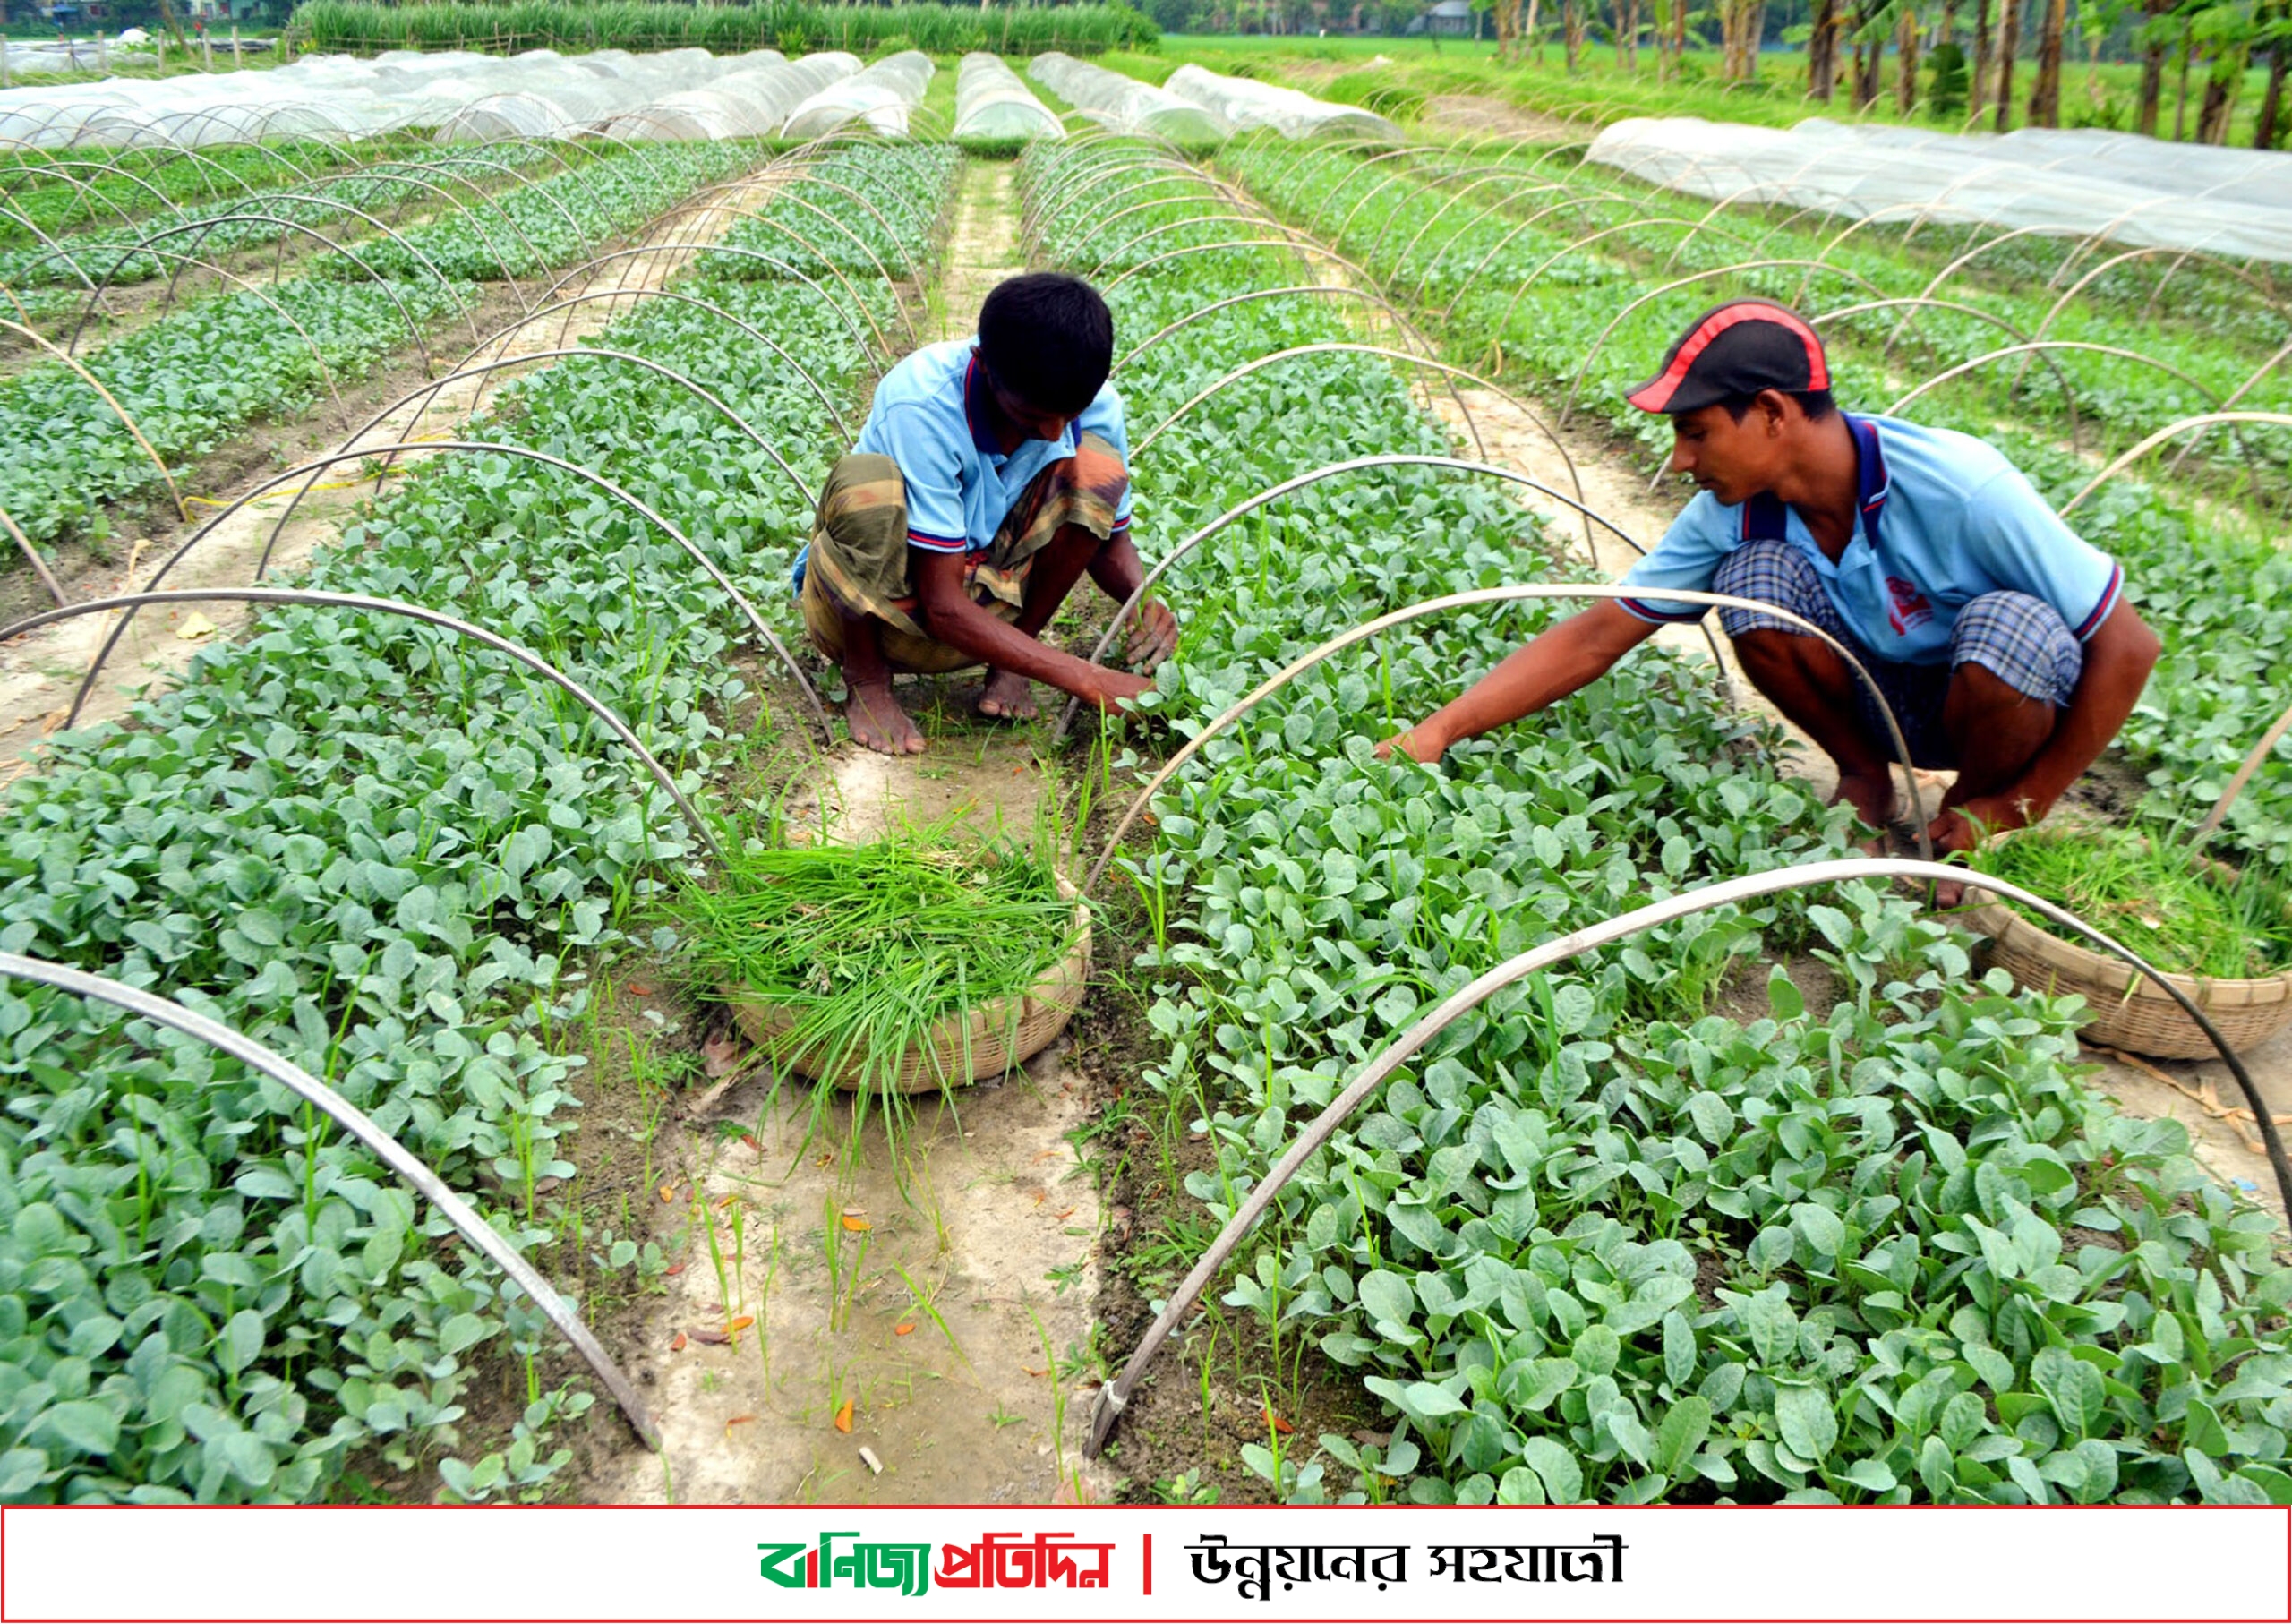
[1083,667,1153,715]
[1927,792,2035,859]
[1373,722,1447,764]
[1124,598,1178,673]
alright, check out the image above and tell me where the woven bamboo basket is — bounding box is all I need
[1962,893,2292,1059]
[1961,706,2292,1059]
[725,883,1091,1095]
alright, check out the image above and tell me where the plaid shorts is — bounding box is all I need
[1711,539,2082,770]
[797,433,1128,675]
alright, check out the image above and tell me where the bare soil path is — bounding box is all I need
[0,165,792,771]
[574,157,1120,1507]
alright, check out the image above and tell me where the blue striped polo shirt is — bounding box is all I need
[857,337,1132,555]
[1617,413,2124,663]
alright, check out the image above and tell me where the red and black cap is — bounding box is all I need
[1625,298,1830,415]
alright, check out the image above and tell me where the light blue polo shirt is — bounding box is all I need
[857,337,1131,554]
[1617,414,2124,663]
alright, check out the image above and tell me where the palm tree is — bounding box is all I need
[1972,0,1993,112]
[1994,0,2022,130]
[2258,0,2289,145]
[2135,0,2177,133]
[2028,0,2066,122]
[1809,0,1842,96]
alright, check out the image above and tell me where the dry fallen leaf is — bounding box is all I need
[893,1322,916,1337]
[1023,1365,1048,1378]
[840,1214,871,1233]
[1055,1208,1076,1221]
[688,1327,731,1346]
[834,1402,853,1433]
[670,1331,688,1352]
[174,611,219,641]
[1262,1407,1295,1436]
[727,1314,755,1333]
[701,1030,747,1079]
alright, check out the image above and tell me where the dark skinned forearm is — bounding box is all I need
[1086,529,1148,604]
[913,551,1132,705]
[1408,601,1661,754]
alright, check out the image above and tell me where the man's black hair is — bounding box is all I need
[1713,388,1837,423]
[977,272,1114,416]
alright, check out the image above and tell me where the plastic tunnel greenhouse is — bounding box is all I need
[598,51,858,141]
[1587,116,2292,264]
[781,50,932,140]
[1163,63,1402,141]
[0,46,832,147]
[953,53,1063,142]
[1029,52,1231,143]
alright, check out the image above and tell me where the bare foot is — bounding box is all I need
[845,681,924,756]
[976,668,1038,722]
[1828,771,1898,832]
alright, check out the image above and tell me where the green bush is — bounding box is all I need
[1327,68,1428,123]
[1926,42,1968,121]
[289,0,1158,56]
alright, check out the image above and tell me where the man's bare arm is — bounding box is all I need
[1376,600,1663,762]
[912,550,1146,713]
[1085,530,1178,672]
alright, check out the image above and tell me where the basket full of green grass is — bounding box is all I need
[678,825,1090,1095]
[1962,823,2292,1058]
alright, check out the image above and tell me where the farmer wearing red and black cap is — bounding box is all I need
[1380,299,2161,861]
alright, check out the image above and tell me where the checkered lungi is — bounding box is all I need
[1711,538,2082,770]
[799,432,1129,676]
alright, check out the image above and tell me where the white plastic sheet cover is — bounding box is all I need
[0,47,816,149]
[1029,52,1230,143]
[602,51,862,141]
[1588,115,2292,266]
[781,50,931,140]
[953,52,1061,142]
[1164,63,1401,141]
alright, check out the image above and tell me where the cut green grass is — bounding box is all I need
[667,814,1083,1155]
[1967,822,2292,979]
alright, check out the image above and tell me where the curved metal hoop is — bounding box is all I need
[540,244,883,372]
[1082,581,1930,894]
[2060,413,2292,516]
[2194,698,2292,845]
[1100,237,1373,297]
[1557,259,1884,425]
[452,287,852,439]
[1054,456,1686,740]
[67,442,829,743]
[1082,852,2292,1459]
[0,316,189,523]
[3,587,721,864]
[380,348,817,506]
[1131,343,1565,478]
[0,948,661,1451]
[0,504,66,607]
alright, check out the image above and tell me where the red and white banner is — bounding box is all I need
[4,1504,2285,1623]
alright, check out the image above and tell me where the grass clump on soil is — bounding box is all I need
[671,816,1083,1133]
[1968,822,2292,979]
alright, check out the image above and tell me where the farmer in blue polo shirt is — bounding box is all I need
[795,272,1178,756]
[1380,299,2161,866]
